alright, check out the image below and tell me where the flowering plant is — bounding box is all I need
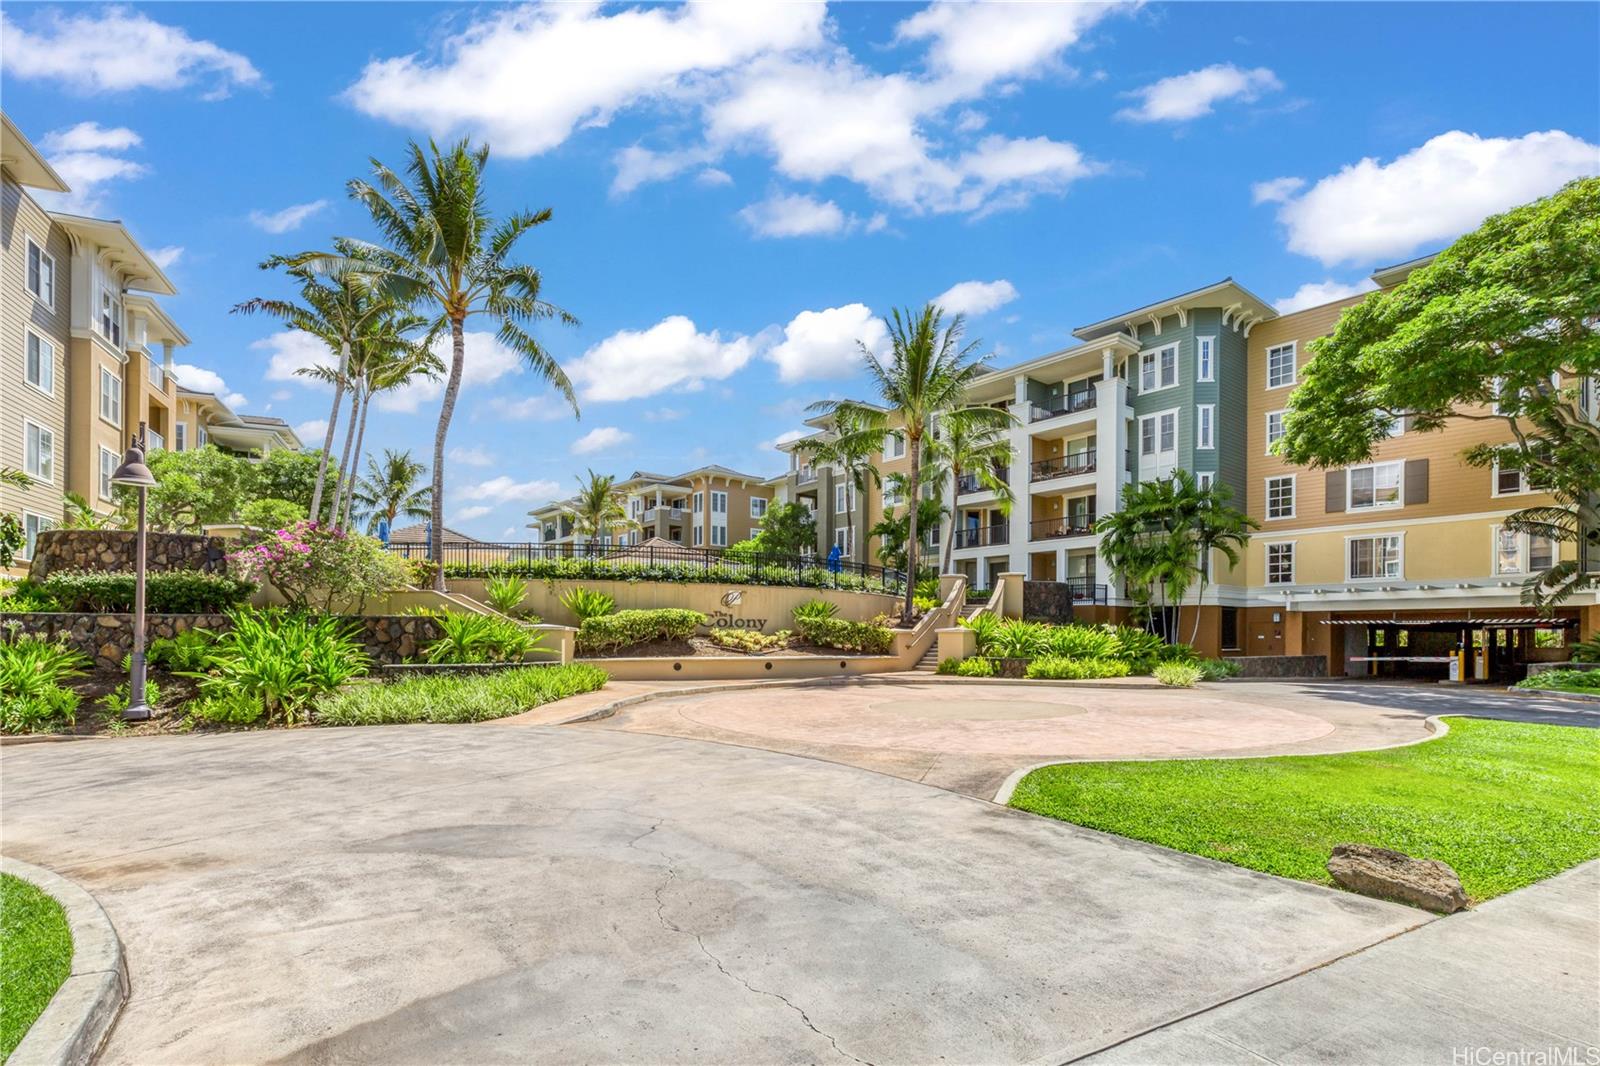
[229,521,408,612]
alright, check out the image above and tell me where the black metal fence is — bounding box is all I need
[386,540,907,592]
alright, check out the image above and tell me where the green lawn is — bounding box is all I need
[1008,717,1600,902]
[313,663,609,726]
[1,873,73,1061]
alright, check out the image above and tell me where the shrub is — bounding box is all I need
[484,575,529,616]
[954,657,997,677]
[228,521,407,612]
[915,576,943,602]
[0,582,58,612]
[987,620,1052,659]
[315,664,609,725]
[1156,642,1200,663]
[935,656,962,675]
[1025,656,1131,680]
[1105,625,1165,664]
[1570,636,1600,664]
[441,557,892,593]
[577,609,707,653]
[706,628,791,654]
[913,595,940,613]
[958,612,1002,655]
[791,599,839,624]
[1196,657,1242,681]
[421,611,542,664]
[0,637,88,733]
[1042,624,1120,660]
[101,677,163,716]
[1154,661,1205,687]
[188,690,267,724]
[793,616,894,654]
[560,587,617,621]
[185,608,370,724]
[148,628,217,672]
[239,497,306,531]
[1516,668,1600,691]
[401,557,439,589]
[36,570,255,613]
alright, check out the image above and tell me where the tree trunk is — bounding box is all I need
[431,317,467,591]
[942,462,959,575]
[308,340,349,523]
[330,387,360,527]
[342,390,372,531]
[904,437,919,621]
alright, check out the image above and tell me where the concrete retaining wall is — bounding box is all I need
[28,530,229,581]
[1223,654,1328,678]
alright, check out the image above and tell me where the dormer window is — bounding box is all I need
[98,285,124,347]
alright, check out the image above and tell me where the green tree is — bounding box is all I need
[927,414,1016,573]
[351,449,431,535]
[239,498,307,531]
[564,469,638,552]
[333,139,579,588]
[808,305,1010,619]
[792,414,882,567]
[115,446,253,533]
[1280,177,1600,606]
[252,449,330,516]
[868,494,947,575]
[753,501,817,558]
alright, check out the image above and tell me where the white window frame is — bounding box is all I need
[1158,410,1177,453]
[834,483,849,514]
[692,525,704,546]
[832,526,853,556]
[98,446,119,502]
[1346,533,1404,582]
[25,237,55,310]
[883,433,906,460]
[1491,462,1531,497]
[1265,410,1286,453]
[1139,343,1179,394]
[692,491,704,514]
[175,422,188,452]
[97,284,124,348]
[1196,335,1215,383]
[1346,460,1404,512]
[1265,474,1295,520]
[25,330,54,396]
[749,497,767,519]
[710,490,728,515]
[1196,404,1215,450]
[1265,541,1296,585]
[1267,341,1297,389]
[711,524,728,547]
[22,419,55,483]
[21,512,56,561]
[99,366,123,428]
[1196,472,1214,491]
[1494,526,1557,575]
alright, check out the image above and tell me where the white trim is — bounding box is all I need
[22,417,55,483]
[98,446,119,502]
[25,236,55,311]
[749,496,768,519]
[24,329,55,397]
[1344,531,1406,582]
[99,366,123,428]
[1264,540,1297,585]
[1251,507,1545,539]
[1196,335,1215,383]
[1492,524,1557,576]
[1264,409,1286,453]
[1196,403,1215,450]
[20,511,56,561]
[1346,459,1404,512]
[1196,471,1214,491]
[1489,461,1532,497]
[1265,473,1296,520]
[1138,342,1179,395]
[1266,340,1297,389]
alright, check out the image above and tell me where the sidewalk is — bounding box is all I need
[1079,860,1600,1064]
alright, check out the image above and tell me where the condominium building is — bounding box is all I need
[528,465,772,549]
[2,111,299,564]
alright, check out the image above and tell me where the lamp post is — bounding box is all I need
[110,423,158,722]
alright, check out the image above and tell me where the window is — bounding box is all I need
[1196,336,1215,382]
[1496,528,1558,574]
[1139,344,1177,393]
[1266,475,1295,519]
[750,497,768,519]
[1494,464,1530,496]
[1196,404,1214,449]
[25,331,54,395]
[1266,542,1295,584]
[22,513,56,560]
[99,367,123,427]
[1265,411,1286,451]
[1348,461,1403,511]
[833,526,853,556]
[1267,342,1296,388]
[1381,416,1405,438]
[1219,606,1240,650]
[99,447,118,502]
[1158,411,1176,452]
[197,425,208,448]
[883,433,906,459]
[711,491,727,514]
[174,423,188,451]
[883,484,903,508]
[1140,417,1157,456]
[25,239,54,308]
[692,491,704,513]
[1348,535,1402,580]
[23,420,54,482]
[693,526,703,546]
[711,524,728,547]
[834,483,850,514]
[1197,472,1214,491]
[98,285,124,347]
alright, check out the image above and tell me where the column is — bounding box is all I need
[1006,373,1031,574]
[1092,363,1129,602]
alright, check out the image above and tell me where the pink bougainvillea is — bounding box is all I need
[228,521,407,612]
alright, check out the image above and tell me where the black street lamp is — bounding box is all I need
[109,423,158,722]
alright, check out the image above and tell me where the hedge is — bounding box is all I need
[1024,656,1132,680]
[443,558,893,593]
[576,609,707,654]
[794,616,895,654]
[31,570,257,613]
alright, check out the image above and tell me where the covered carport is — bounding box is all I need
[1326,615,1578,683]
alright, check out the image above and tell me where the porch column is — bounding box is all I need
[1007,373,1031,574]
[1092,364,1128,602]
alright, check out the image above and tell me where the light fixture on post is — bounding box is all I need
[109,422,158,722]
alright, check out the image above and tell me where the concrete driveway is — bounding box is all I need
[1,723,1429,1065]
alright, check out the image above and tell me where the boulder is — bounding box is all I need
[1327,843,1467,913]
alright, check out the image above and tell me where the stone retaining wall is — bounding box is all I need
[1224,654,1328,678]
[27,530,230,581]
[1527,660,1597,677]
[0,612,443,670]
[1022,582,1077,624]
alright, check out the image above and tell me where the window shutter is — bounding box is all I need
[1405,458,1429,505]
[1325,470,1346,513]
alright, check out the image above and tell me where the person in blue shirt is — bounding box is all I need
[827,543,843,574]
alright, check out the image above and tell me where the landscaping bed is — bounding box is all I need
[577,635,883,659]
[1008,717,1600,902]
[0,872,72,1060]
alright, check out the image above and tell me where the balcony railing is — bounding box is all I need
[953,524,1009,549]
[1030,391,1096,422]
[796,468,818,486]
[147,429,165,452]
[148,360,166,391]
[1049,577,1109,605]
[643,506,685,523]
[1031,513,1096,540]
[956,468,1010,496]
[1030,452,1096,481]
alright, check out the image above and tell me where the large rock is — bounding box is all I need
[1327,843,1468,913]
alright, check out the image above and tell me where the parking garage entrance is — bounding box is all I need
[1325,615,1578,683]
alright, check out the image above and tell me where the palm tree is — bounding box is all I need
[1186,478,1258,644]
[792,408,883,565]
[868,492,948,573]
[929,412,1016,573]
[351,449,431,535]
[323,139,578,589]
[337,339,442,531]
[234,252,407,523]
[564,469,638,553]
[809,305,1009,620]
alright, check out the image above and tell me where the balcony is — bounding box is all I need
[956,468,1009,497]
[1030,391,1096,422]
[643,506,685,523]
[147,359,166,392]
[953,524,1009,549]
[147,429,165,452]
[1030,452,1096,482]
[1031,513,1096,540]
[796,468,818,486]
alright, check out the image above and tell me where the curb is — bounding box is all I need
[1503,685,1600,704]
[3,857,127,1066]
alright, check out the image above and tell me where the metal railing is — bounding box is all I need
[956,468,1010,496]
[148,360,166,391]
[1055,577,1109,604]
[385,539,906,592]
[642,506,685,523]
[1031,513,1096,540]
[796,468,818,486]
[1031,452,1096,481]
[1030,391,1096,422]
[953,525,1009,549]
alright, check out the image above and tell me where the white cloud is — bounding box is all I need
[934,278,1018,316]
[0,6,262,97]
[453,505,493,522]
[611,145,718,196]
[457,476,563,505]
[571,426,633,455]
[954,109,987,133]
[257,330,337,385]
[36,123,148,214]
[893,0,1115,90]
[149,245,183,270]
[567,315,760,401]
[1117,64,1282,123]
[644,407,686,421]
[738,192,851,238]
[346,3,824,157]
[1251,176,1305,204]
[487,393,568,421]
[696,167,733,187]
[761,429,809,451]
[39,122,141,153]
[248,200,328,234]
[447,445,496,467]
[171,363,246,407]
[766,303,888,383]
[1266,129,1600,265]
[1272,279,1379,314]
[295,418,329,443]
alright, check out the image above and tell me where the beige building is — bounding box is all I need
[529,465,771,550]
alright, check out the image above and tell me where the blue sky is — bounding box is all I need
[5,1,1597,538]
